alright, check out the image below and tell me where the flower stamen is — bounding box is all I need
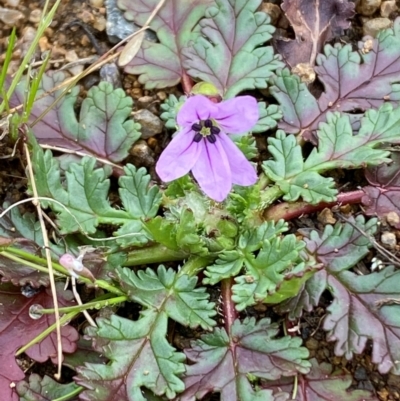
[192,119,220,144]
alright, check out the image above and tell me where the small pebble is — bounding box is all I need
[357,0,382,16]
[259,3,281,25]
[0,7,23,25]
[129,140,155,167]
[387,373,400,388]
[363,18,392,37]
[156,91,167,101]
[6,0,20,7]
[93,15,106,31]
[29,9,42,24]
[305,337,319,350]
[354,366,368,381]
[90,0,104,7]
[317,208,337,225]
[137,96,155,108]
[381,231,397,248]
[381,0,397,17]
[132,109,164,139]
[386,211,400,227]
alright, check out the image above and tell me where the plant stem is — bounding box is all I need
[0,248,125,296]
[181,70,194,94]
[259,185,284,209]
[38,295,128,314]
[125,244,188,266]
[221,278,238,334]
[53,386,83,401]
[264,189,364,221]
[178,255,213,277]
[16,310,78,356]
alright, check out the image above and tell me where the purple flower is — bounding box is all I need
[156,95,259,201]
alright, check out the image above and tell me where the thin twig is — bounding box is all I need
[71,276,97,327]
[0,197,145,242]
[336,213,400,267]
[24,142,63,380]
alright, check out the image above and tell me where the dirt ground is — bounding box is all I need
[1,0,400,399]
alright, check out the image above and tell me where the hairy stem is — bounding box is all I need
[221,278,238,333]
[179,255,213,277]
[264,189,364,221]
[259,185,284,209]
[125,244,188,266]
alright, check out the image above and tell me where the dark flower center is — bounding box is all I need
[192,119,221,144]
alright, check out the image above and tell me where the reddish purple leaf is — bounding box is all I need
[265,358,378,401]
[0,283,79,401]
[276,0,355,67]
[118,0,212,89]
[281,217,400,374]
[179,318,310,401]
[0,208,50,287]
[362,153,400,227]
[271,18,400,135]
[9,72,140,162]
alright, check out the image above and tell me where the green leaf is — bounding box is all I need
[204,220,288,285]
[232,235,306,311]
[182,0,284,98]
[32,143,161,241]
[145,217,179,250]
[252,103,282,133]
[160,94,186,129]
[227,184,263,224]
[17,374,81,401]
[76,311,186,401]
[116,265,216,330]
[262,131,337,203]
[304,112,391,172]
[118,0,213,88]
[231,134,258,160]
[180,318,310,401]
[164,175,196,199]
[119,165,162,218]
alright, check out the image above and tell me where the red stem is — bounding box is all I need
[221,277,238,333]
[264,190,365,222]
[181,70,194,94]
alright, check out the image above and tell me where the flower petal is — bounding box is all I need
[156,128,201,182]
[214,96,259,134]
[218,133,258,186]
[191,139,232,202]
[177,95,219,126]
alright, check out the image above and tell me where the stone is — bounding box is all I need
[5,0,20,6]
[305,337,319,350]
[90,0,104,7]
[137,96,155,108]
[133,109,163,139]
[105,0,156,43]
[29,9,42,24]
[129,140,155,167]
[381,0,397,17]
[317,208,337,225]
[381,231,397,248]
[357,0,382,16]
[259,3,281,25]
[354,366,368,381]
[0,7,23,25]
[386,211,400,227]
[93,15,107,31]
[363,18,392,37]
